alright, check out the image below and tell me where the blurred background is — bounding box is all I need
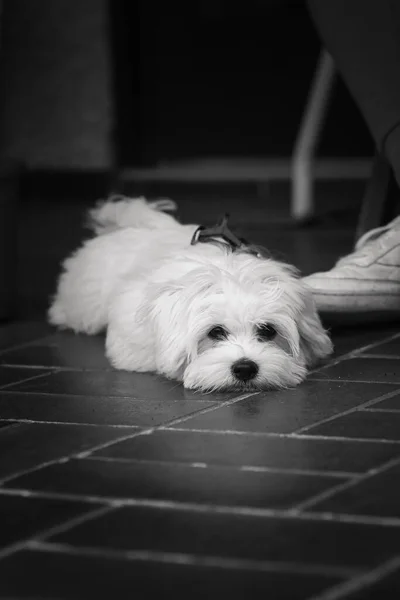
[0,0,375,321]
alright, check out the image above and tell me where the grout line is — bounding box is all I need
[285,432,400,445]
[2,416,400,445]
[309,332,400,378]
[84,455,357,479]
[2,486,400,528]
[0,388,223,404]
[310,377,400,385]
[346,332,400,354]
[0,334,54,357]
[0,487,116,506]
[300,511,400,528]
[0,504,115,565]
[75,391,258,459]
[0,418,143,429]
[1,417,399,444]
[0,456,76,486]
[10,374,400,388]
[0,370,55,391]
[0,540,33,561]
[1,363,60,370]
[357,353,400,359]
[315,331,400,370]
[36,505,116,542]
[0,363,115,372]
[239,465,352,478]
[362,408,400,414]
[290,453,400,513]
[293,386,400,435]
[307,555,400,600]
[164,426,282,436]
[26,540,359,579]
[166,426,400,444]
[0,392,257,485]
[0,389,215,401]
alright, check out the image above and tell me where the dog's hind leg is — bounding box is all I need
[48,231,134,335]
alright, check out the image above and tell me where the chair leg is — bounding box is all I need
[291,50,335,221]
[355,152,396,242]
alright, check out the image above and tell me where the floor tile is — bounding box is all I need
[8,370,231,402]
[364,336,400,357]
[0,423,138,481]
[310,463,400,518]
[314,357,400,384]
[0,332,110,369]
[0,495,94,549]
[371,392,400,410]
[330,325,399,358]
[173,381,393,434]
[306,411,400,441]
[0,549,341,599]
[5,458,342,509]
[0,366,50,389]
[0,392,216,427]
[340,566,400,599]
[94,428,400,474]
[0,321,52,352]
[50,504,400,570]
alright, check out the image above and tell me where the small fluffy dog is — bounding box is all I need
[49,197,333,392]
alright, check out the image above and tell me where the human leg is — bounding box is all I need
[304,0,400,316]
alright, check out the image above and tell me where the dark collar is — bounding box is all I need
[190,214,267,259]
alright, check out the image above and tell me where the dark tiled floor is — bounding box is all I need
[1,324,400,599]
[2,194,400,598]
[0,366,50,389]
[172,380,396,433]
[0,421,140,481]
[0,548,342,599]
[313,356,400,384]
[305,410,400,441]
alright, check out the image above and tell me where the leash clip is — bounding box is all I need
[191,214,264,258]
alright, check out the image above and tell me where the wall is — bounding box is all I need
[113,0,372,167]
[0,0,112,169]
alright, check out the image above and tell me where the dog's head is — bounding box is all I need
[142,253,333,392]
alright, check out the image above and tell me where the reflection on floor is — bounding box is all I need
[2,186,400,598]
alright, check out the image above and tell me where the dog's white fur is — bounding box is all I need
[49,197,333,392]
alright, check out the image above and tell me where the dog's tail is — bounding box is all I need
[87,196,179,235]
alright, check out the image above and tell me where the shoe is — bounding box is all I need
[303,216,400,315]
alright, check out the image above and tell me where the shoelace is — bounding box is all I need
[336,215,400,267]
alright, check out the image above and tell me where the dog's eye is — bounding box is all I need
[208,326,228,341]
[256,323,277,341]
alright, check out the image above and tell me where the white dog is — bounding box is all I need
[49,197,333,392]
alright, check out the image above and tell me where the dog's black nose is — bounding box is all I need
[232,359,259,382]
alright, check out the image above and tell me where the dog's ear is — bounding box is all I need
[106,279,194,380]
[106,265,215,379]
[150,269,218,378]
[148,282,194,379]
[254,261,333,368]
[296,283,333,367]
[238,258,333,368]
